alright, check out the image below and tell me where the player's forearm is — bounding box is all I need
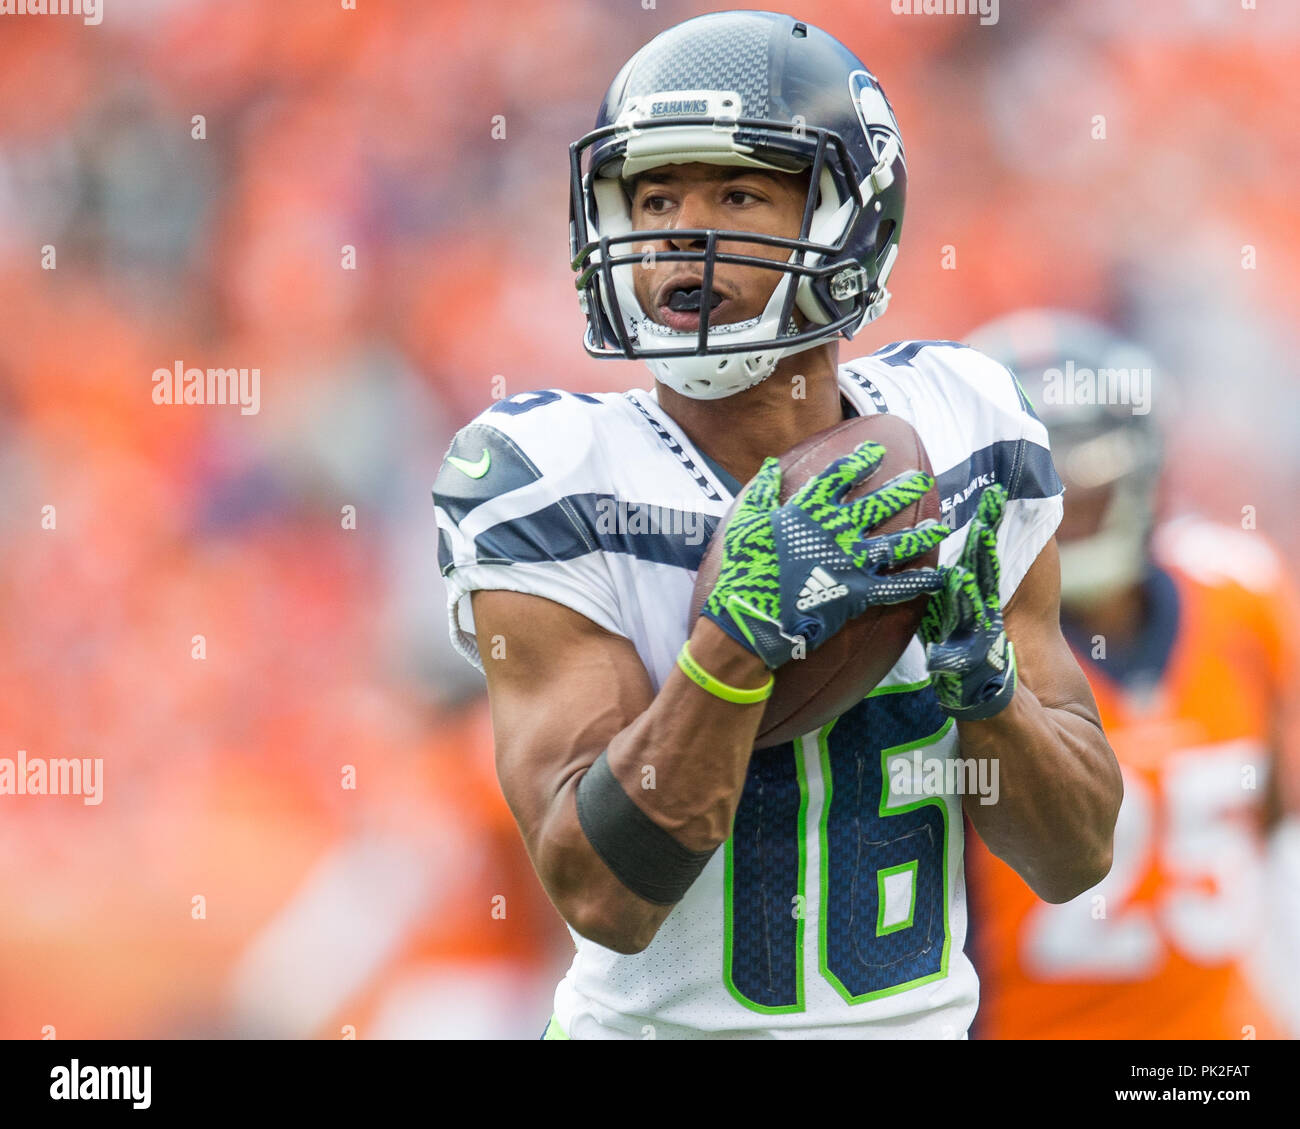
[536,619,770,952]
[959,685,1121,903]
[534,782,675,953]
[601,617,771,850]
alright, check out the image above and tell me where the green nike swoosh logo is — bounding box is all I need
[447,449,491,479]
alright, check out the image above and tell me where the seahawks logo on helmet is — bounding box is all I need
[849,69,907,172]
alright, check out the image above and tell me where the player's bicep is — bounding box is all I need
[470,589,655,850]
[1003,537,1102,725]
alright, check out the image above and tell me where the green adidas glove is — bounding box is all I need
[703,442,950,670]
[919,483,1017,720]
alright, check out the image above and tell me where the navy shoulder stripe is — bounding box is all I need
[935,440,1062,529]
[473,493,718,571]
[473,496,595,565]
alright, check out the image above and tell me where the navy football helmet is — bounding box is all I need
[569,10,907,398]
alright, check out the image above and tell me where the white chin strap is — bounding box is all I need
[636,309,817,400]
[617,262,820,400]
[639,296,883,400]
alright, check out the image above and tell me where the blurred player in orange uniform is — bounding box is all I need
[962,310,1300,1039]
[224,701,571,1039]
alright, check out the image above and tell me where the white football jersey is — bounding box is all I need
[433,341,1064,1039]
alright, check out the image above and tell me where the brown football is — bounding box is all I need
[689,413,940,748]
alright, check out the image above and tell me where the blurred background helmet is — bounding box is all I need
[570,10,907,399]
[967,309,1164,607]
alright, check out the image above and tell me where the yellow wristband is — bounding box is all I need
[676,640,774,705]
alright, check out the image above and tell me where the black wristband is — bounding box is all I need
[575,750,718,907]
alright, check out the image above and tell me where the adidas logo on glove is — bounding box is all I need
[797,567,850,611]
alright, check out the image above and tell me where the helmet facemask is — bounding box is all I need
[569,109,902,399]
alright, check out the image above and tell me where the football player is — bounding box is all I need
[433,12,1121,1039]
[963,309,1300,1039]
